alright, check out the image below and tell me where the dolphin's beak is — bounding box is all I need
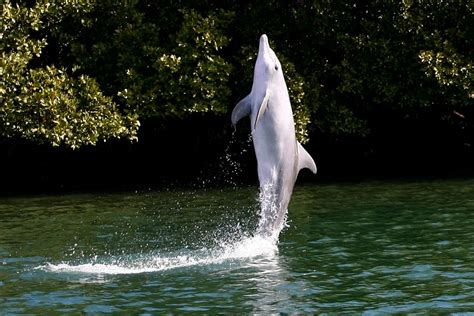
[259,34,269,55]
[260,34,269,46]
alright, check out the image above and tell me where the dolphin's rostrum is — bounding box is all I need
[232,34,317,239]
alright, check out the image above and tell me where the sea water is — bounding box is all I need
[1,179,474,313]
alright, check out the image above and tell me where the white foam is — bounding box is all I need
[256,182,289,240]
[39,235,278,275]
[44,262,156,274]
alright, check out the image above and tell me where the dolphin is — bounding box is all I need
[231,34,317,239]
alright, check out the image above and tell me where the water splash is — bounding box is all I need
[39,235,277,275]
[196,132,252,188]
[38,133,285,276]
[255,182,289,241]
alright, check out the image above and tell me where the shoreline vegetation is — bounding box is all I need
[1,1,472,194]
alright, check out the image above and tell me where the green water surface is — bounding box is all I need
[1,179,473,314]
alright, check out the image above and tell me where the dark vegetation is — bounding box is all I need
[1,0,473,193]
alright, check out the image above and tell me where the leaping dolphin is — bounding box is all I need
[231,34,317,239]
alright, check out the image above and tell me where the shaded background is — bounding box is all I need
[1,0,473,194]
[3,113,473,194]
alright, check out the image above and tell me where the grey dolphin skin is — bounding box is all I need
[232,34,317,239]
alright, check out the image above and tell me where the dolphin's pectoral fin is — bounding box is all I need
[297,142,317,174]
[254,90,269,130]
[231,94,252,128]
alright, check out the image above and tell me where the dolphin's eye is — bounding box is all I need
[274,65,279,71]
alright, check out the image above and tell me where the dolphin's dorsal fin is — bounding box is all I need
[254,89,269,130]
[231,94,252,127]
[297,142,317,174]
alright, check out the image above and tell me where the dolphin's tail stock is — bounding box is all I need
[256,182,280,241]
[255,178,290,241]
[253,145,316,242]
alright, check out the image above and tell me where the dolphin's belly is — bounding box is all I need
[252,114,297,189]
